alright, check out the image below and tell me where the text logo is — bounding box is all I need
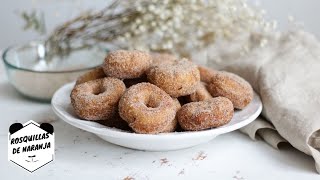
[8,120,54,173]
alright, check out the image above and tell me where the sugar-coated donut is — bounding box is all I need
[71,48,254,133]
[172,98,181,111]
[198,66,217,83]
[177,97,234,131]
[151,53,177,67]
[71,77,126,120]
[207,71,253,109]
[162,98,181,132]
[119,83,178,134]
[146,58,200,97]
[188,82,212,102]
[75,67,106,85]
[103,50,152,79]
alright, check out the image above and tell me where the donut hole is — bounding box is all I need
[144,96,160,108]
[91,85,104,95]
[146,101,157,108]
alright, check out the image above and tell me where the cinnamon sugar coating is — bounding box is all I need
[71,77,126,120]
[198,66,217,83]
[118,83,178,134]
[162,98,181,132]
[151,52,177,67]
[75,67,106,85]
[207,71,253,109]
[103,50,152,79]
[177,97,234,131]
[172,98,181,111]
[188,82,213,102]
[146,58,200,97]
[70,50,253,132]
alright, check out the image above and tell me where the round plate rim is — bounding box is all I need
[51,82,262,140]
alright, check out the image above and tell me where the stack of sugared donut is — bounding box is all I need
[70,50,254,134]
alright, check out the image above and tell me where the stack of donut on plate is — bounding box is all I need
[70,50,254,134]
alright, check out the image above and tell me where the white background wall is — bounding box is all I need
[0,0,320,49]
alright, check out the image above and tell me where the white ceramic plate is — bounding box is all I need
[52,82,262,151]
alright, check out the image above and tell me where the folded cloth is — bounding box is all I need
[202,30,320,173]
[239,117,287,149]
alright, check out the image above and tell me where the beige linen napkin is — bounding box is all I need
[202,30,320,173]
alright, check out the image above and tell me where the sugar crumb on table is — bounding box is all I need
[178,168,185,175]
[123,176,135,180]
[159,158,169,166]
[192,151,207,161]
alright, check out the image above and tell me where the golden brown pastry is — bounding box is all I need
[146,58,200,97]
[119,83,178,134]
[103,50,152,79]
[198,66,217,83]
[188,82,213,102]
[71,77,126,120]
[151,52,177,67]
[207,71,253,109]
[75,67,106,85]
[177,97,234,131]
